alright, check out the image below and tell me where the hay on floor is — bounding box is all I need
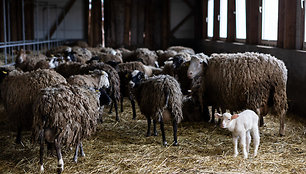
[0,99,305,173]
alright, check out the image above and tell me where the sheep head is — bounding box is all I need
[214,113,239,129]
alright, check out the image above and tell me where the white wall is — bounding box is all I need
[34,0,86,40]
[170,0,194,39]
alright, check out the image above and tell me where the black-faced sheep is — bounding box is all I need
[32,84,110,173]
[187,52,288,136]
[82,62,121,121]
[0,69,67,144]
[129,70,183,146]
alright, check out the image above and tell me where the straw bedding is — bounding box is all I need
[0,100,305,173]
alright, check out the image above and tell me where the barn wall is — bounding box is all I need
[171,39,306,118]
[34,0,86,40]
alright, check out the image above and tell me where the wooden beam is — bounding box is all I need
[114,0,125,47]
[227,0,235,42]
[144,0,153,48]
[213,0,220,40]
[137,0,145,47]
[124,0,132,47]
[44,0,76,40]
[296,0,304,49]
[283,0,297,49]
[203,0,208,39]
[161,0,170,49]
[183,0,193,9]
[130,0,138,48]
[25,0,34,40]
[0,0,4,42]
[170,11,193,36]
[194,0,204,40]
[91,0,102,46]
[83,0,89,41]
[10,0,18,41]
[277,0,285,48]
[246,0,260,44]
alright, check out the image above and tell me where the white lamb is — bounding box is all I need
[215,109,260,159]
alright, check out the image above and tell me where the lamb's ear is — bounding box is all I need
[214,113,222,119]
[231,114,239,120]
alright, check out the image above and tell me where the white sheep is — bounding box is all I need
[215,109,260,159]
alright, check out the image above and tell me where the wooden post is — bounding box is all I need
[213,0,220,40]
[83,0,89,42]
[161,0,170,49]
[203,0,208,39]
[296,0,304,49]
[246,0,260,44]
[124,0,131,47]
[130,0,138,48]
[277,0,285,48]
[144,0,153,48]
[25,0,34,40]
[0,0,4,43]
[227,0,235,42]
[91,0,102,47]
[194,0,204,40]
[137,0,145,47]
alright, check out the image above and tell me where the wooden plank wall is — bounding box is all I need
[104,0,170,50]
[0,0,3,43]
[91,0,102,47]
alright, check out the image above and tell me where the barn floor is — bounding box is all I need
[0,100,305,174]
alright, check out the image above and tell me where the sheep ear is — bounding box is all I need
[231,114,239,120]
[214,113,222,119]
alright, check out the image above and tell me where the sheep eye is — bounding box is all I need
[228,119,231,121]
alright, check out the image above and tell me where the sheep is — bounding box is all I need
[86,52,123,64]
[135,48,159,67]
[115,61,162,119]
[215,109,260,159]
[167,46,195,55]
[71,46,92,63]
[187,52,288,136]
[55,61,87,78]
[0,69,67,145]
[129,70,183,146]
[82,62,121,121]
[162,54,193,95]
[182,96,205,122]
[156,49,177,67]
[32,84,110,173]
[15,49,50,71]
[67,70,111,122]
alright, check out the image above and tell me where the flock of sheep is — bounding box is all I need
[0,42,288,173]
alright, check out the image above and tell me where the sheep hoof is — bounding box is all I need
[57,167,63,174]
[163,141,168,146]
[173,141,178,146]
[153,132,158,136]
[132,117,136,120]
[73,157,78,163]
[146,133,151,137]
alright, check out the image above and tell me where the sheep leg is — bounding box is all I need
[146,118,151,137]
[153,120,158,136]
[39,131,45,173]
[172,120,178,146]
[259,115,264,127]
[79,142,85,157]
[108,102,113,114]
[73,143,79,163]
[279,110,285,136]
[15,126,24,146]
[252,127,260,157]
[114,100,119,121]
[202,105,210,122]
[55,139,64,174]
[246,131,251,153]
[120,96,124,112]
[239,132,248,159]
[211,106,216,123]
[130,98,136,120]
[159,118,167,146]
[232,135,239,157]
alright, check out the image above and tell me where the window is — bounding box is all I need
[235,0,246,39]
[262,0,279,41]
[219,0,228,38]
[207,0,214,37]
